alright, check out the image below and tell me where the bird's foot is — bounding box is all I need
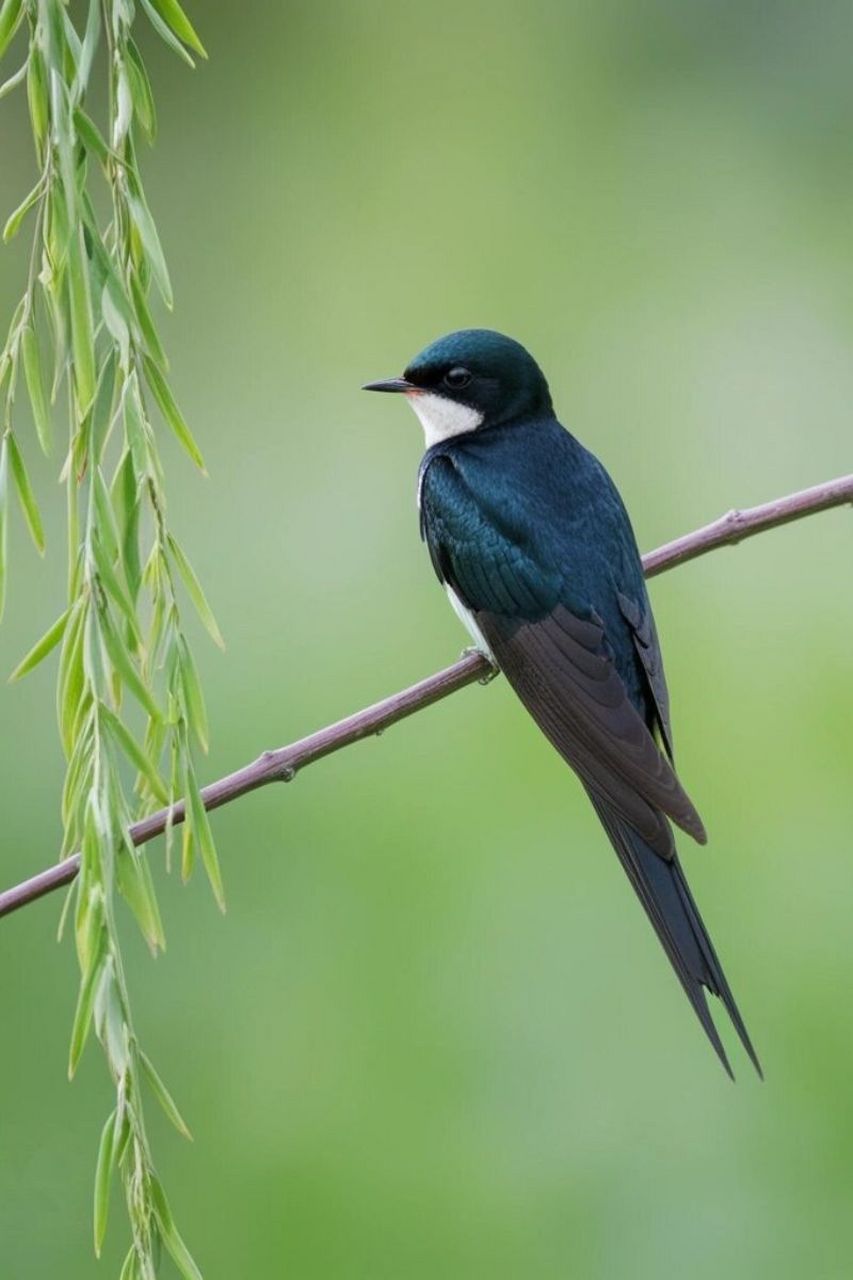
[461,646,501,684]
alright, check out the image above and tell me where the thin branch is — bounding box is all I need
[1,471,851,922]
[642,471,853,577]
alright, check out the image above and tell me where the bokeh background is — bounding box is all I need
[1,2,852,1276]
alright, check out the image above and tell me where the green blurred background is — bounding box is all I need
[1,2,852,1276]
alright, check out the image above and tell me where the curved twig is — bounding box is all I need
[1,471,851,921]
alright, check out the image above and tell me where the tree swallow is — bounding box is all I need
[365,328,759,1078]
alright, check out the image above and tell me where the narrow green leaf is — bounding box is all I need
[119,1245,139,1280]
[3,177,43,242]
[92,534,140,641]
[93,466,121,563]
[113,450,142,602]
[67,227,96,412]
[26,46,48,157]
[72,105,109,165]
[167,535,223,648]
[99,607,161,720]
[143,358,206,471]
[178,636,209,751]
[95,960,129,1076]
[116,845,165,951]
[147,0,206,58]
[62,6,82,65]
[180,813,194,882]
[150,1177,203,1280]
[44,0,71,82]
[98,609,160,721]
[138,0,196,67]
[113,58,133,149]
[0,0,24,65]
[21,325,52,454]
[45,180,71,276]
[129,272,167,368]
[0,437,9,623]
[126,38,156,140]
[123,378,148,479]
[0,57,27,101]
[186,764,224,911]
[139,1050,193,1140]
[101,284,130,370]
[93,1108,116,1257]
[89,348,117,465]
[72,0,100,99]
[7,433,45,554]
[9,606,69,681]
[74,866,102,970]
[126,193,173,308]
[100,703,169,805]
[57,600,87,756]
[68,930,107,1077]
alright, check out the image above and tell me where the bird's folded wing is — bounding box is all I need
[478,606,706,855]
[617,590,674,760]
[421,453,705,854]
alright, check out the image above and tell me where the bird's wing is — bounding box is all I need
[617,590,674,759]
[481,606,704,853]
[421,454,704,855]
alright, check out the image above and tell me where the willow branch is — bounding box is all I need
[1,471,851,922]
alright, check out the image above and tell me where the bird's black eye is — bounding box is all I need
[443,366,472,390]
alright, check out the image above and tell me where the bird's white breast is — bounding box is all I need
[406,391,483,448]
[444,585,496,664]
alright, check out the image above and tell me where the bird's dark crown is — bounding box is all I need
[404,329,553,427]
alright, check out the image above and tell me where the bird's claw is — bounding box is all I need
[461,646,500,684]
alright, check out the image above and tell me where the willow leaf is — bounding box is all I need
[115,845,165,951]
[93,1108,116,1257]
[167,534,223,648]
[99,607,161,720]
[21,324,52,454]
[101,285,130,371]
[67,227,96,412]
[126,193,173,308]
[126,38,156,140]
[26,46,48,157]
[9,606,69,681]
[142,357,206,470]
[7,433,45,554]
[73,105,110,165]
[147,0,206,59]
[0,0,24,63]
[0,57,27,101]
[138,0,195,68]
[186,764,224,911]
[0,436,8,622]
[93,534,140,641]
[72,0,100,99]
[129,272,167,368]
[178,635,209,751]
[100,702,169,805]
[68,929,108,1078]
[3,177,43,242]
[139,1050,193,1140]
[150,1177,203,1280]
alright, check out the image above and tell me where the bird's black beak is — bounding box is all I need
[362,377,418,394]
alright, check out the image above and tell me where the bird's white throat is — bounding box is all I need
[406,391,483,447]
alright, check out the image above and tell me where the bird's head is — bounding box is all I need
[363,328,553,447]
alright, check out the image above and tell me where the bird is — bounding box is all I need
[364,328,760,1078]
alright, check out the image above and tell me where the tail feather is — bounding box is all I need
[587,790,761,1079]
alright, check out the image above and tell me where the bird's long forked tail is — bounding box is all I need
[586,791,762,1079]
